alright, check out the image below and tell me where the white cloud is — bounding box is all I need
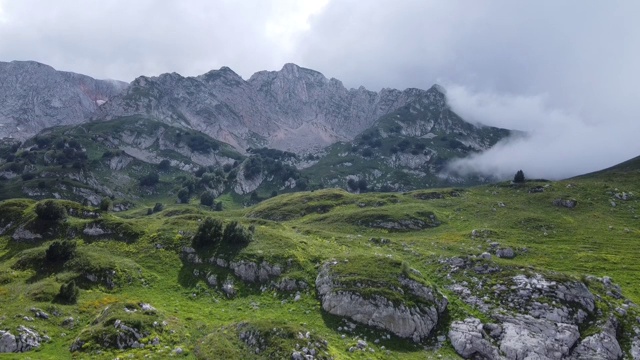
[264,0,330,54]
[444,86,640,180]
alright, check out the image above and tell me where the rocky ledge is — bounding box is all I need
[315,261,447,342]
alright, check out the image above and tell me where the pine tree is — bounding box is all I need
[514,170,525,183]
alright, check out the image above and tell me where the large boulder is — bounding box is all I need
[316,261,447,342]
[0,326,43,353]
[448,318,501,359]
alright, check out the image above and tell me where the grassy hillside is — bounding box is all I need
[0,161,638,358]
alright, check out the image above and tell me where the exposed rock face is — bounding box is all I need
[316,262,447,342]
[0,61,126,140]
[569,318,622,360]
[449,318,501,360]
[498,314,580,360]
[442,257,634,360]
[96,64,456,153]
[0,326,44,353]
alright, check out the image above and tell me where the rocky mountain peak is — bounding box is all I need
[198,66,245,86]
[0,61,127,140]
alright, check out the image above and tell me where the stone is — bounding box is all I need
[496,248,515,259]
[569,318,622,360]
[449,318,501,359]
[140,303,156,312]
[316,262,447,342]
[479,252,492,260]
[0,331,17,353]
[498,314,580,360]
[553,199,578,208]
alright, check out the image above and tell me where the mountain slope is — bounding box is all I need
[300,86,511,191]
[95,64,475,153]
[0,61,127,140]
[0,172,638,358]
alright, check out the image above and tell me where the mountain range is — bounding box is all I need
[1,60,640,359]
[0,60,512,201]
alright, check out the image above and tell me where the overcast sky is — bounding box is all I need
[1,0,639,179]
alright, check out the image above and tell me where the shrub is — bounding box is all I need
[177,187,190,204]
[57,280,79,304]
[347,178,358,191]
[222,221,252,245]
[192,218,223,249]
[361,148,373,157]
[514,170,525,183]
[158,159,171,171]
[46,240,77,263]
[35,200,67,221]
[140,172,159,186]
[153,203,164,213]
[99,198,112,211]
[357,179,368,192]
[21,172,36,181]
[200,191,215,206]
[214,202,223,211]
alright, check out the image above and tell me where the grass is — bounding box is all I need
[0,165,638,358]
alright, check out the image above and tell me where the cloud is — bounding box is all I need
[0,0,639,178]
[295,0,640,178]
[444,86,640,180]
[0,0,329,81]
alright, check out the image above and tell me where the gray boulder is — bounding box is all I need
[496,248,515,259]
[569,318,622,360]
[316,262,447,342]
[0,331,17,353]
[498,314,580,360]
[448,318,501,359]
[553,199,578,208]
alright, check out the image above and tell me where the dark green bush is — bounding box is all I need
[192,218,223,249]
[99,198,112,211]
[139,173,160,186]
[177,187,190,204]
[153,203,164,213]
[46,240,77,263]
[57,280,79,304]
[158,159,171,170]
[222,221,252,245]
[35,200,67,221]
[200,191,215,206]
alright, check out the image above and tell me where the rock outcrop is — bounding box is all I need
[442,256,635,360]
[316,261,447,342]
[0,61,126,140]
[0,326,44,353]
[449,318,501,360]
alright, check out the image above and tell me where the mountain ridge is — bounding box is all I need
[0,60,128,140]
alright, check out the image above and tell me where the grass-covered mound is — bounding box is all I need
[194,321,330,360]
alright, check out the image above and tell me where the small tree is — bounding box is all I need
[139,173,159,186]
[152,202,164,213]
[514,170,525,183]
[214,202,223,211]
[222,221,252,245]
[57,280,79,304]
[177,187,190,204]
[99,198,112,211]
[46,240,77,263]
[200,191,215,206]
[35,200,67,221]
[192,218,224,249]
[158,159,171,171]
